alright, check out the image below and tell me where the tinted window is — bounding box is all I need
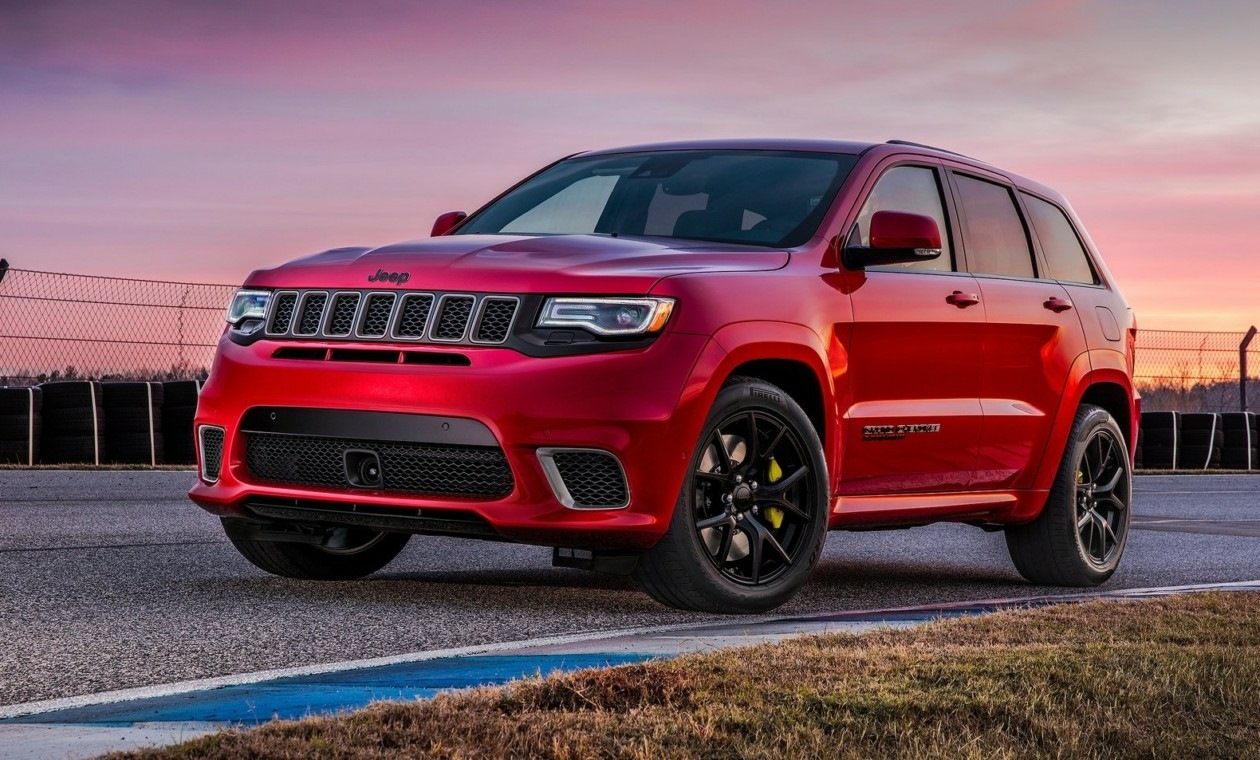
[853,166,953,271]
[502,175,618,234]
[1021,193,1097,284]
[953,174,1035,278]
[457,150,858,248]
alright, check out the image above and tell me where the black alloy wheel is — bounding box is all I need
[692,409,817,586]
[1006,404,1132,586]
[634,377,828,613]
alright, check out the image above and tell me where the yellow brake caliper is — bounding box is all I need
[765,457,785,529]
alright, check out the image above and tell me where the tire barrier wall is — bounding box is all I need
[0,386,41,466]
[38,381,105,465]
[1138,411,1255,471]
[162,380,201,465]
[1138,411,1177,470]
[0,379,200,465]
[101,382,165,465]
[1221,412,1257,471]
[1180,413,1224,470]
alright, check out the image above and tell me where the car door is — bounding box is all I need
[838,162,985,495]
[946,169,1089,490]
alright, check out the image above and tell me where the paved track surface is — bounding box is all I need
[2,471,1257,706]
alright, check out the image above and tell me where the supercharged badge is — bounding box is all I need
[863,423,941,441]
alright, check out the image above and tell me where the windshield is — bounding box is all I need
[455,149,858,248]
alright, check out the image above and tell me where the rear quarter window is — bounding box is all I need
[1021,193,1099,285]
[952,174,1035,279]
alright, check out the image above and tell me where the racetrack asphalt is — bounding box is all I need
[1,470,1257,707]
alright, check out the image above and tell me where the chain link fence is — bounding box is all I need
[1136,329,1259,413]
[0,264,236,387]
[0,262,1256,413]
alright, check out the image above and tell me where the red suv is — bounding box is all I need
[192,139,1137,613]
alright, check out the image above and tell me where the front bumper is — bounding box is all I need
[190,330,713,550]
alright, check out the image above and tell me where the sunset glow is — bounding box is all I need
[2,0,1258,331]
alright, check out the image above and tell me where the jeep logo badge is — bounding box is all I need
[367,268,410,285]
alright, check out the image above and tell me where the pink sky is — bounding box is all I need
[2,0,1258,331]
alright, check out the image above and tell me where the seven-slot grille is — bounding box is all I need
[264,290,519,346]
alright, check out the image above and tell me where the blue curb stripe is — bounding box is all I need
[7,653,656,726]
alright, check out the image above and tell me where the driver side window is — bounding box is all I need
[853,166,953,271]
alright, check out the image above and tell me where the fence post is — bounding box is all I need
[1243,326,1257,412]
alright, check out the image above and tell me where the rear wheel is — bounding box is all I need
[1006,404,1131,586]
[634,378,828,613]
[223,520,411,580]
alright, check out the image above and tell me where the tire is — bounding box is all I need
[1141,428,1175,447]
[1140,411,1177,430]
[1006,404,1132,586]
[633,377,828,613]
[162,380,201,407]
[222,519,411,580]
[1140,444,1176,470]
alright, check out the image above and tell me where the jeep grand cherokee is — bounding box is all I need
[191,139,1138,613]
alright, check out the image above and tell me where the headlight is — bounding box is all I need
[226,289,271,325]
[537,297,675,336]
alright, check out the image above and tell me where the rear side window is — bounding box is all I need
[953,174,1035,278]
[852,166,953,271]
[1021,193,1098,284]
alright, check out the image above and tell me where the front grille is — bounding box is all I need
[327,293,360,336]
[296,293,327,335]
[245,432,514,498]
[199,426,226,483]
[433,295,475,341]
[474,297,519,343]
[395,294,435,337]
[360,293,395,337]
[549,450,629,508]
[269,293,297,333]
[263,289,519,347]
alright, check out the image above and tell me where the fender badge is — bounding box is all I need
[863,423,941,441]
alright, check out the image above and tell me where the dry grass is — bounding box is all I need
[110,592,1260,759]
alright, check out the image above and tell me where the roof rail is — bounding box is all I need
[885,139,977,160]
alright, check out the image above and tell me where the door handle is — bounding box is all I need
[1043,297,1073,313]
[946,291,981,308]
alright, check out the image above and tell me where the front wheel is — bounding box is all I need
[223,520,411,580]
[634,378,829,613]
[1006,404,1132,586]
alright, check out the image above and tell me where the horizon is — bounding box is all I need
[2,0,1258,332]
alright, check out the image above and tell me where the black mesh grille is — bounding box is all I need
[270,293,297,333]
[474,298,517,343]
[553,451,628,507]
[434,296,474,340]
[262,289,517,347]
[245,432,514,498]
[296,293,327,335]
[396,294,434,337]
[327,293,360,336]
[360,294,395,336]
[200,426,226,482]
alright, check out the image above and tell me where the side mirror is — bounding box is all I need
[431,211,467,237]
[843,210,943,268]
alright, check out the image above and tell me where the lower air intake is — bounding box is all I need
[540,448,630,509]
[245,432,513,499]
[199,426,226,483]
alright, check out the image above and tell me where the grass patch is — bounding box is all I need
[109,592,1260,759]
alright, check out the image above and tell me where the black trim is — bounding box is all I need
[240,407,498,447]
[239,499,505,541]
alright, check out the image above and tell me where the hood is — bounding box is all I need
[243,234,789,294]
